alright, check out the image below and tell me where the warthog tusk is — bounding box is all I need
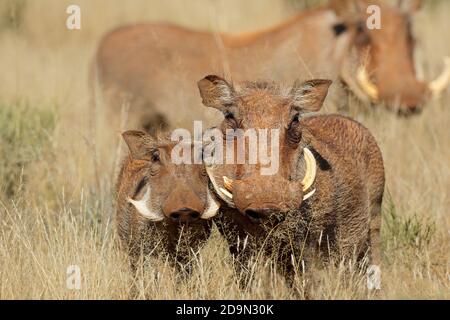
[429,56,450,98]
[201,187,220,219]
[302,188,316,201]
[219,187,233,199]
[205,166,236,207]
[223,176,233,192]
[301,148,317,194]
[127,187,164,221]
[356,67,379,101]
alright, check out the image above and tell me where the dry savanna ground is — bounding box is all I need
[0,0,448,299]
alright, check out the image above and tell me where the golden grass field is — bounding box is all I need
[0,0,448,299]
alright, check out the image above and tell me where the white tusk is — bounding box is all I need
[301,148,317,193]
[429,56,450,98]
[205,166,236,207]
[201,187,221,219]
[356,66,379,101]
[219,187,233,199]
[302,188,316,201]
[127,187,164,221]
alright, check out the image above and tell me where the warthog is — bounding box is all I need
[197,75,385,284]
[94,0,449,132]
[116,130,220,273]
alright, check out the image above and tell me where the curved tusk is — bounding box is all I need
[219,187,233,199]
[301,148,317,193]
[201,187,221,219]
[340,57,372,104]
[302,188,316,201]
[205,166,236,208]
[356,67,379,101]
[429,56,450,98]
[127,187,164,221]
[223,176,234,192]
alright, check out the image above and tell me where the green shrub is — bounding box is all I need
[0,0,27,31]
[382,192,435,252]
[0,100,57,198]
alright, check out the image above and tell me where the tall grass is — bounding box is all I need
[0,0,449,299]
[0,100,57,197]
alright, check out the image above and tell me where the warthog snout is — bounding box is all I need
[232,178,304,221]
[162,181,205,224]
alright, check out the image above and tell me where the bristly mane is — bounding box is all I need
[237,80,291,98]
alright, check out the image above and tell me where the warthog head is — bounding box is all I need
[198,75,330,222]
[121,130,220,223]
[333,0,450,113]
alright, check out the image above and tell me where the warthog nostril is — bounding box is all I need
[169,208,200,223]
[170,213,181,221]
[245,209,261,221]
[399,105,421,116]
[244,208,272,222]
[408,105,420,114]
[190,212,200,220]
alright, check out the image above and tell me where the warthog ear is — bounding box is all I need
[290,79,332,112]
[197,75,235,111]
[122,130,156,161]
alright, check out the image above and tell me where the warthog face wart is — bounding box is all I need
[120,130,220,224]
[198,75,331,222]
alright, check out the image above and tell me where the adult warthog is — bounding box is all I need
[116,131,220,274]
[93,0,449,132]
[198,75,385,285]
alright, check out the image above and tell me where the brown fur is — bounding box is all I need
[94,0,427,133]
[115,132,212,274]
[198,76,385,284]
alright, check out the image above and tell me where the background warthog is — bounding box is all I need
[198,75,385,285]
[93,0,449,133]
[116,131,220,274]
[94,3,352,132]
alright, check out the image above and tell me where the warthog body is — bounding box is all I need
[116,131,219,272]
[94,6,350,132]
[198,75,385,283]
[94,0,449,133]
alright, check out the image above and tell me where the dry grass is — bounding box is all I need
[0,0,449,299]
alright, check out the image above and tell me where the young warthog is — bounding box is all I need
[198,75,385,284]
[116,130,220,273]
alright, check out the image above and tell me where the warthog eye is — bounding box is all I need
[332,23,347,37]
[224,111,238,129]
[224,111,234,120]
[355,21,370,46]
[151,149,160,162]
[287,113,301,145]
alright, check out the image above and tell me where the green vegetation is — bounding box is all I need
[0,100,57,197]
[382,192,435,252]
[0,0,27,31]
